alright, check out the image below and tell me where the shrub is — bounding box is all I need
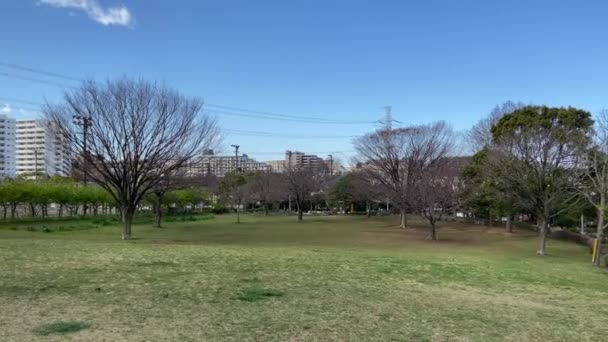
[211,207,229,215]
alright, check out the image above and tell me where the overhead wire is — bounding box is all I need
[0,71,77,89]
[224,129,358,139]
[0,60,380,125]
[0,61,82,82]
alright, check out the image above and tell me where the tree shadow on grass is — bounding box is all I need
[32,321,89,336]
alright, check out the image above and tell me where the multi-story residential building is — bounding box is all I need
[15,119,71,177]
[188,150,271,177]
[266,159,286,173]
[0,114,16,178]
[285,150,327,174]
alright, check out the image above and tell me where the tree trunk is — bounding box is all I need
[2,206,6,220]
[430,221,438,240]
[594,195,605,266]
[30,204,36,217]
[296,200,303,221]
[263,202,269,216]
[399,208,407,228]
[537,218,548,256]
[236,200,241,224]
[122,208,133,240]
[506,215,513,233]
[154,200,162,228]
[10,203,16,219]
[487,213,493,227]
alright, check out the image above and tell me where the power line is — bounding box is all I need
[206,103,375,124]
[0,96,44,107]
[225,129,357,139]
[0,61,82,83]
[0,62,380,125]
[0,72,76,89]
[0,96,367,135]
[208,109,376,124]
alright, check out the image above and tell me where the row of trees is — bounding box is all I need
[0,176,212,222]
[38,77,608,262]
[347,102,608,261]
[0,177,112,218]
[217,165,387,223]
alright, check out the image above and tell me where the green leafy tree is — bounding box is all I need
[461,149,520,231]
[329,175,355,212]
[490,106,593,255]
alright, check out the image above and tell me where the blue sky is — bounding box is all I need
[2,0,608,161]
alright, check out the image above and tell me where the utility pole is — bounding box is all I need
[328,154,333,176]
[73,115,93,214]
[231,144,240,173]
[287,150,292,214]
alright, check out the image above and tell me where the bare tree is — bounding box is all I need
[490,106,592,255]
[218,171,248,223]
[285,167,318,221]
[576,110,608,266]
[347,172,373,216]
[468,101,525,151]
[246,171,284,216]
[45,78,219,240]
[412,158,460,240]
[354,121,453,228]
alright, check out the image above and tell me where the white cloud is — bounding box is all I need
[0,104,11,115]
[38,0,134,27]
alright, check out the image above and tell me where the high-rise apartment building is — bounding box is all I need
[187,150,271,177]
[15,119,71,177]
[266,159,286,173]
[0,114,16,178]
[284,150,327,174]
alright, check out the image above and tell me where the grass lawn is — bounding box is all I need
[1,214,607,341]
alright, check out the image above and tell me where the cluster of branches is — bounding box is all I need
[0,177,112,219]
[45,78,219,240]
[353,121,460,239]
[218,170,289,223]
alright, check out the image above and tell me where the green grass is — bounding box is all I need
[1,214,607,341]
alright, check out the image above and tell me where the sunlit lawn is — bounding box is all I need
[1,214,607,341]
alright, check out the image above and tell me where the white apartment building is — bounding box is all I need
[15,119,71,177]
[190,152,271,177]
[266,159,286,173]
[285,150,327,174]
[0,114,16,178]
